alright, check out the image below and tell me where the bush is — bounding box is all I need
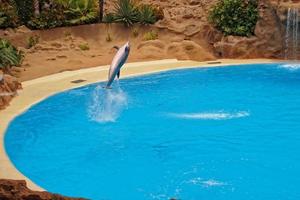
[15,0,34,24]
[209,0,259,36]
[132,27,139,37]
[0,38,24,73]
[0,0,20,29]
[63,0,98,25]
[103,13,116,23]
[78,43,90,50]
[27,1,66,29]
[27,0,98,29]
[138,4,156,25]
[143,30,158,40]
[113,0,139,27]
[26,35,40,49]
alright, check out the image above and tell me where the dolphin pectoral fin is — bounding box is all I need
[113,46,120,50]
[117,70,121,79]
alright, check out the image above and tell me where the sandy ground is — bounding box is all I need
[0,24,216,82]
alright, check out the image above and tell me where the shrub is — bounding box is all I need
[26,35,40,49]
[143,30,158,40]
[103,13,116,23]
[63,0,98,25]
[27,2,66,29]
[132,27,139,37]
[138,4,156,25]
[209,0,259,36]
[113,0,139,27]
[79,43,90,50]
[15,0,34,24]
[27,0,98,29]
[0,0,20,29]
[0,38,24,73]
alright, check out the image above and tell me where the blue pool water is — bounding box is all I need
[4,63,300,200]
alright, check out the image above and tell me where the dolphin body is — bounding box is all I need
[106,42,130,88]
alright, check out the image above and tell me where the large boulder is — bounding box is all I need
[0,179,86,200]
[0,73,22,110]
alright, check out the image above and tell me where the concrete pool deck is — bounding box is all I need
[0,58,279,191]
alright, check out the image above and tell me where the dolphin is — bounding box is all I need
[106,42,130,88]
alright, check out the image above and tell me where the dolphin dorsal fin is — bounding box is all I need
[117,70,121,79]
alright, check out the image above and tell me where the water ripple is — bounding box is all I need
[167,111,250,120]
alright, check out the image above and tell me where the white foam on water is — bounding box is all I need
[279,63,300,71]
[201,179,227,187]
[187,177,227,188]
[168,111,249,120]
[88,84,128,123]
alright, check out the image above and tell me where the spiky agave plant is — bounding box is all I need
[113,0,139,27]
[138,4,156,25]
[0,39,24,73]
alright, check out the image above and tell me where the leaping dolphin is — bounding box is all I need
[106,42,130,88]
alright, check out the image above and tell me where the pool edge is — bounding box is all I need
[0,58,280,191]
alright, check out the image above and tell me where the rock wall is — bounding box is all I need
[105,0,289,59]
[0,73,22,110]
[0,179,86,200]
[211,0,286,59]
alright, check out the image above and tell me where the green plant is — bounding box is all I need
[63,0,98,25]
[138,4,156,25]
[79,43,90,50]
[0,38,23,73]
[64,30,72,37]
[132,27,139,37]
[0,0,20,29]
[27,2,66,29]
[143,30,158,40]
[27,35,40,49]
[15,0,34,24]
[209,0,259,36]
[103,13,116,23]
[113,0,139,27]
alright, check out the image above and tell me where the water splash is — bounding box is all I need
[167,111,249,120]
[88,84,128,123]
[285,8,299,60]
[279,63,300,71]
[187,177,227,188]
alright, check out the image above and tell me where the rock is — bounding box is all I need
[0,74,22,110]
[56,55,68,59]
[212,0,284,59]
[16,26,32,34]
[167,40,215,61]
[137,40,166,50]
[0,179,86,200]
[51,42,63,48]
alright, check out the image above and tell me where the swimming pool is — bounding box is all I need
[4,63,300,200]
